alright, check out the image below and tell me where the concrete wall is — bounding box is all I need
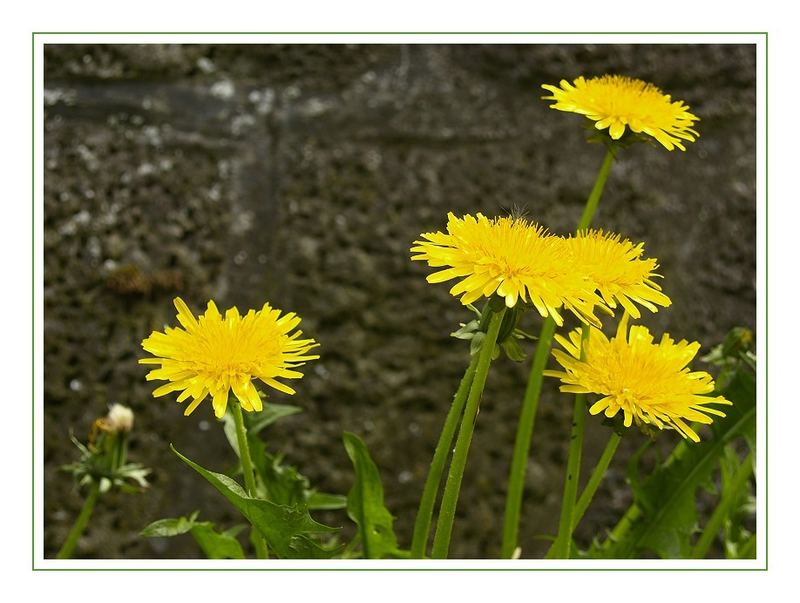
[43,44,756,558]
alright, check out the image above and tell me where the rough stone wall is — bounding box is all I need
[43,44,756,558]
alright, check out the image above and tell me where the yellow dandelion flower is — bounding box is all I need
[565,229,671,319]
[140,297,319,419]
[544,317,731,442]
[541,75,700,151]
[411,212,601,326]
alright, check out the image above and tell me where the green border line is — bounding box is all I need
[37,567,765,571]
[33,31,768,34]
[32,31,767,572]
[31,31,36,573]
[763,31,768,572]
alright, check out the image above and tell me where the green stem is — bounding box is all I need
[544,430,621,559]
[411,354,479,558]
[500,317,557,558]
[230,402,269,560]
[110,432,128,474]
[577,149,615,231]
[551,325,590,559]
[572,432,622,531]
[500,148,615,558]
[431,307,506,559]
[56,482,100,559]
[692,451,755,559]
[607,504,642,549]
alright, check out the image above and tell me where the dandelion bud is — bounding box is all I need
[106,403,135,433]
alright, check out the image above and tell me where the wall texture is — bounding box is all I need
[43,44,756,558]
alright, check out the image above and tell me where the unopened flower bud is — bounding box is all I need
[106,403,135,433]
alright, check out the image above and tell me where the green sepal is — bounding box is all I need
[62,432,150,494]
[469,332,485,356]
[459,300,532,361]
[501,337,526,362]
[451,319,480,340]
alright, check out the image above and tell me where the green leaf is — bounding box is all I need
[222,411,347,511]
[141,513,247,559]
[190,524,246,559]
[598,366,756,559]
[342,432,400,559]
[257,448,312,507]
[307,491,348,510]
[625,440,653,503]
[171,445,339,559]
[140,513,199,538]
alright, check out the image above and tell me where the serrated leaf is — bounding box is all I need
[171,445,339,559]
[342,432,400,559]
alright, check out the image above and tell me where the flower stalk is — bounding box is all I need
[229,401,269,559]
[578,149,615,231]
[431,306,506,559]
[500,316,557,558]
[500,148,615,558]
[56,482,100,559]
[411,354,479,558]
[551,324,590,559]
[572,432,622,531]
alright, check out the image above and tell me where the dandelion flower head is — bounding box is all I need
[411,212,601,326]
[544,317,731,442]
[542,75,700,151]
[140,297,319,419]
[565,229,671,319]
